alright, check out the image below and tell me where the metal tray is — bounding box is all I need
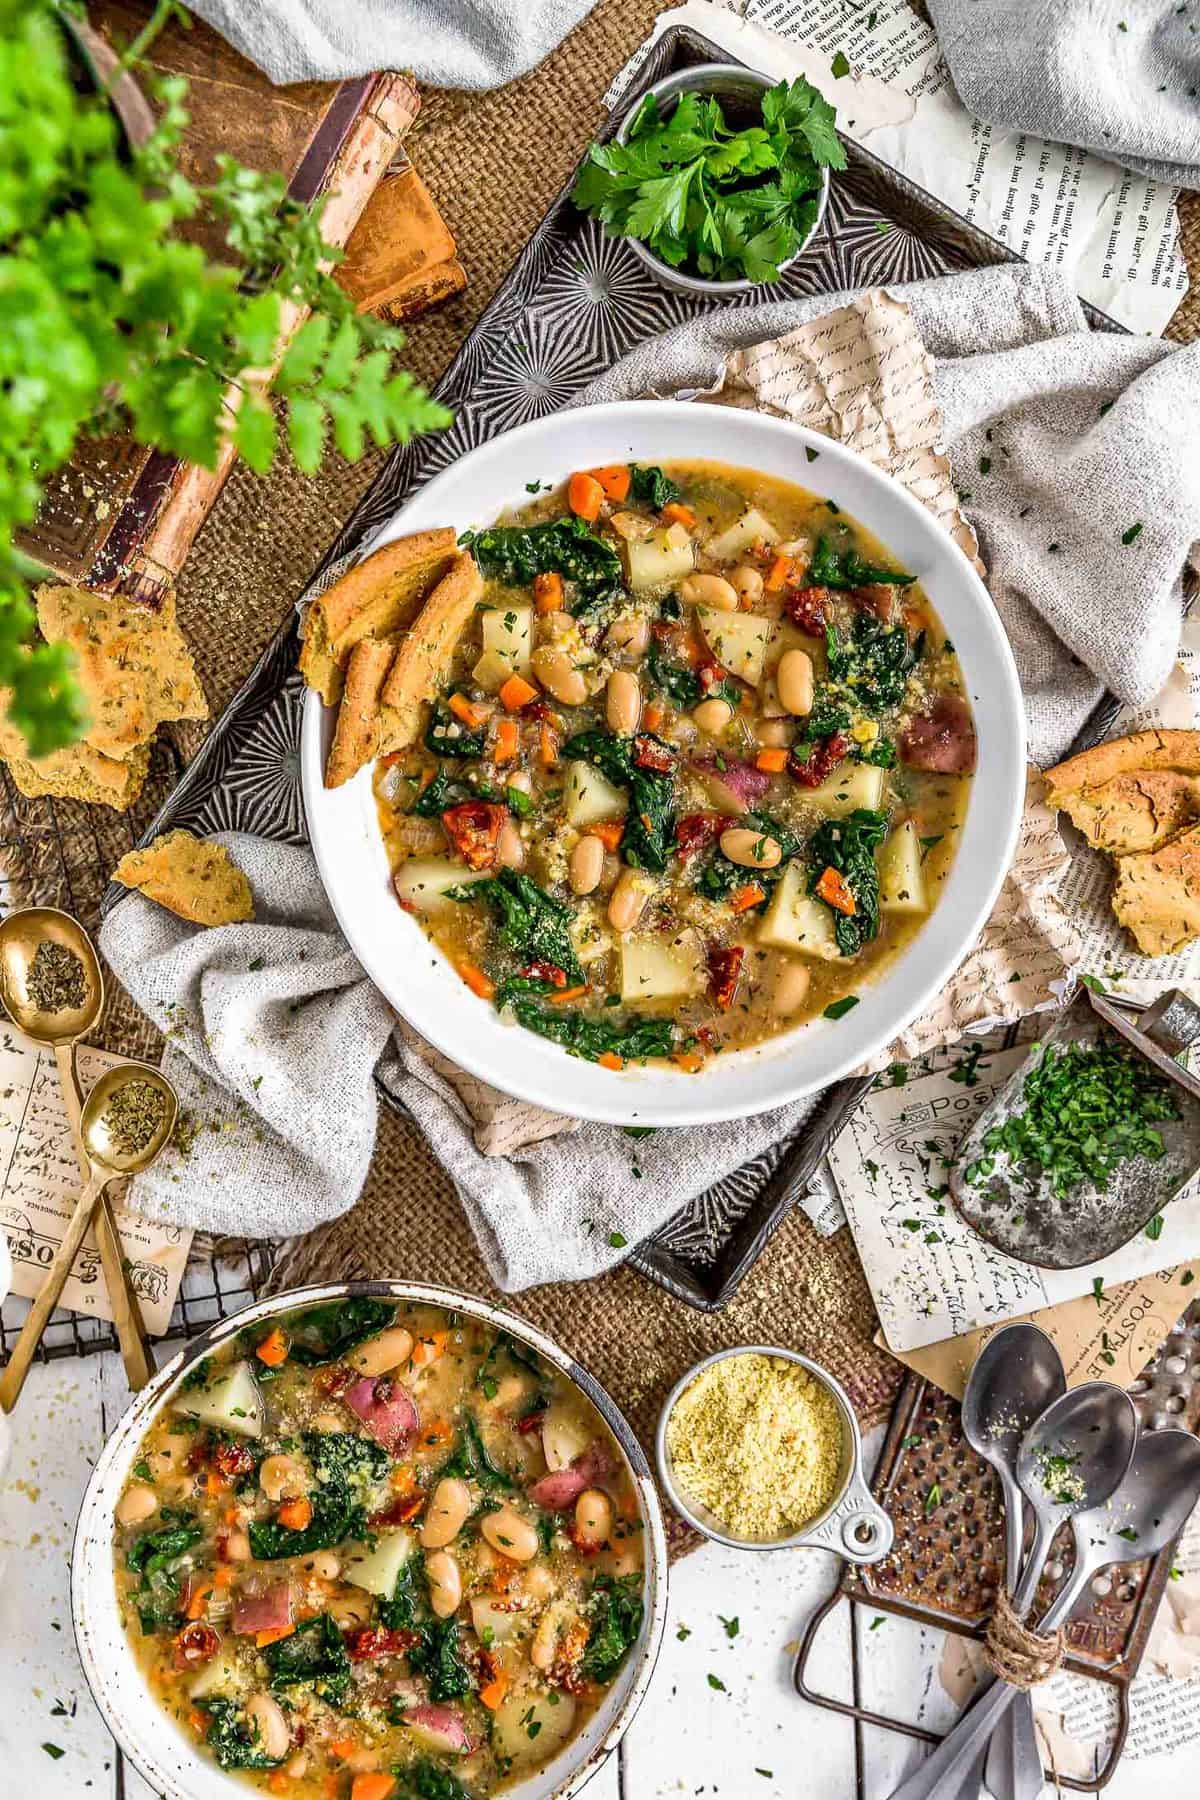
[90,20,1128,1318]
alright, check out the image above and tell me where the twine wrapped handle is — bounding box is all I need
[981,1588,1065,1689]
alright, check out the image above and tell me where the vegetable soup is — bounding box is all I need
[377,460,975,1070]
[112,1298,645,1798]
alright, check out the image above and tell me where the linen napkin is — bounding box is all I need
[927,0,1200,190]
[101,262,1200,1292]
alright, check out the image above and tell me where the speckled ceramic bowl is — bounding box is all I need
[71,1280,668,1800]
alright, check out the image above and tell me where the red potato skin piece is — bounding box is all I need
[344,1373,418,1455]
[788,732,850,787]
[442,801,508,870]
[900,694,977,773]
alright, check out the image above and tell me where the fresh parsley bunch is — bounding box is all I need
[572,78,846,285]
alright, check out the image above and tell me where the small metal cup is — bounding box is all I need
[656,1345,893,1565]
[612,63,831,298]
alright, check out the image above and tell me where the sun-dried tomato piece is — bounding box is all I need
[367,1493,426,1529]
[516,1408,546,1434]
[675,812,724,857]
[633,734,675,773]
[319,1363,356,1398]
[209,1440,256,1481]
[346,1626,420,1662]
[696,660,727,694]
[788,732,850,788]
[707,944,745,1011]
[522,961,569,988]
[442,801,508,871]
[174,1623,219,1669]
[785,585,831,635]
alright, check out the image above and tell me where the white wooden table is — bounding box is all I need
[1,1354,1191,1799]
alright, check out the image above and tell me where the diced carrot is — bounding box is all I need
[534,570,565,614]
[480,1670,511,1710]
[815,865,857,915]
[550,985,589,1004]
[329,1737,358,1761]
[390,1465,418,1494]
[764,552,794,592]
[539,721,559,766]
[204,1470,226,1499]
[189,1710,207,1735]
[394,1493,426,1522]
[642,700,666,732]
[268,1773,289,1795]
[213,1565,236,1590]
[456,959,496,1001]
[351,1777,397,1800]
[499,672,538,711]
[256,1623,296,1648]
[493,717,520,765]
[449,691,491,729]
[755,747,788,774]
[411,1329,449,1369]
[185,1580,213,1621]
[589,818,625,852]
[417,765,437,794]
[323,1778,341,1800]
[598,1051,624,1071]
[672,1050,704,1073]
[422,1416,453,1447]
[661,501,696,529]
[276,1495,313,1531]
[255,1326,288,1368]
[590,464,631,503]
[568,470,605,521]
[730,883,767,913]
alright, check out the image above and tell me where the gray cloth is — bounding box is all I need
[928,0,1200,188]
[187,0,598,88]
[100,263,1200,1291]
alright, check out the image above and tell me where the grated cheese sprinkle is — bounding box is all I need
[667,1352,843,1540]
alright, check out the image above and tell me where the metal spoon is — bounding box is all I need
[0,1061,176,1410]
[886,1381,1138,1800]
[960,1326,1066,1800]
[0,906,154,1390]
[889,1425,1200,1799]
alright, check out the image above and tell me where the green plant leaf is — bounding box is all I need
[233,396,277,474]
[286,394,326,472]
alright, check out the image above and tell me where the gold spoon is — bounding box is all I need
[0,1058,177,1410]
[0,909,158,1391]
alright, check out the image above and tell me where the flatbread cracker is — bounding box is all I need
[1045,729,1200,797]
[112,830,254,926]
[325,637,396,789]
[299,528,457,706]
[1112,824,1200,957]
[1,738,150,810]
[36,584,207,759]
[378,553,485,753]
[1047,768,1200,855]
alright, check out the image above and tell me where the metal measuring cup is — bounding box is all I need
[656,1345,894,1564]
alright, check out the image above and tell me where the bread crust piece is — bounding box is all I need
[325,637,396,789]
[299,527,457,706]
[1045,729,1200,798]
[1111,823,1200,957]
[378,552,485,754]
[112,830,254,926]
[1051,769,1200,855]
[2,740,150,810]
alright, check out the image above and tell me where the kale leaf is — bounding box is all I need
[465,516,624,615]
[504,997,675,1064]
[411,766,473,818]
[286,1297,397,1366]
[409,1617,474,1703]
[646,638,701,709]
[200,1698,284,1771]
[802,696,852,742]
[630,464,682,510]
[452,867,584,984]
[248,1432,388,1559]
[809,533,916,590]
[855,736,896,768]
[378,1555,425,1633]
[393,1760,474,1800]
[126,1520,202,1577]
[826,612,923,714]
[265,1613,351,1703]
[808,807,889,955]
[582,1573,645,1683]
[425,696,487,759]
[440,1410,516,1492]
[562,728,675,872]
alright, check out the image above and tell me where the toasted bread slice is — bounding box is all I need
[112,829,254,926]
[1046,729,1200,797]
[378,552,484,754]
[1111,823,1200,957]
[1050,768,1200,855]
[299,527,457,705]
[325,637,396,789]
[1,738,150,810]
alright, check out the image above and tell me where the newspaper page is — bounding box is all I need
[0,1030,192,1333]
[826,1044,1200,1354]
[634,1,1188,335]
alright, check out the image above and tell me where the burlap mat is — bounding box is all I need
[106,0,1200,1553]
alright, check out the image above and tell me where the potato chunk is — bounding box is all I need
[564,759,628,827]
[878,819,928,913]
[624,526,695,591]
[393,859,490,916]
[619,931,705,1003]
[705,507,780,563]
[481,602,533,676]
[757,863,845,960]
[174,1361,264,1439]
[696,609,773,686]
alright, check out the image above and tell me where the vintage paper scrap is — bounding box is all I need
[0,1030,192,1333]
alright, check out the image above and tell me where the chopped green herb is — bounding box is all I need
[823,995,860,1020]
[708,1673,727,1692]
[1121,521,1143,545]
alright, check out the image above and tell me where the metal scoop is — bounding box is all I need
[951,985,1200,1268]
[887,1424,1200,1799]
[0,1060,176,1410]
[0,906,156,1391]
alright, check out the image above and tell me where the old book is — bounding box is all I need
[335,161,468,323]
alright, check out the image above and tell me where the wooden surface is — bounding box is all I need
[2,1354,1195,1798]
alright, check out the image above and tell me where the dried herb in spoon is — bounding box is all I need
[102,1080,169,1158]
[26,940,87,1013]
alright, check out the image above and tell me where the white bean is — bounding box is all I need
[757,718,794,748]
[284,1754,308,1780]
[719,827,782,869]
[506,769,533,795]
[532,645,587,707]
[480,1506,540,1562]
[222,1529,251,1563]
[259,1454,309,1503]
[773,960,812,1015]
[245,1693,290,1762]
[776,648,815,716]
[347,1325,415,1377]
[730,564,764,605]
[312,1410,344,1433]
[569,835,605,897]
[115,1483,158,1526]
[573,1488,613,1551]
[681,572,738,612]
[606,669,641,735]
[608,869,649,933]
[421,1477,473,1549]
[605,613,650,657]
[426,1549,462,1618]
[305,1550,341,1581]
[530,1606,561,1671]
[692,697,733,736]
[496,821,526,870]
[326,1591,372,1630]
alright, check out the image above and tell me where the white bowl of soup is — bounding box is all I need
[72,1283,668,1800]
[301,402,1025,1126]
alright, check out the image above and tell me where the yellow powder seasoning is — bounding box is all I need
[666,1352,844,1540]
